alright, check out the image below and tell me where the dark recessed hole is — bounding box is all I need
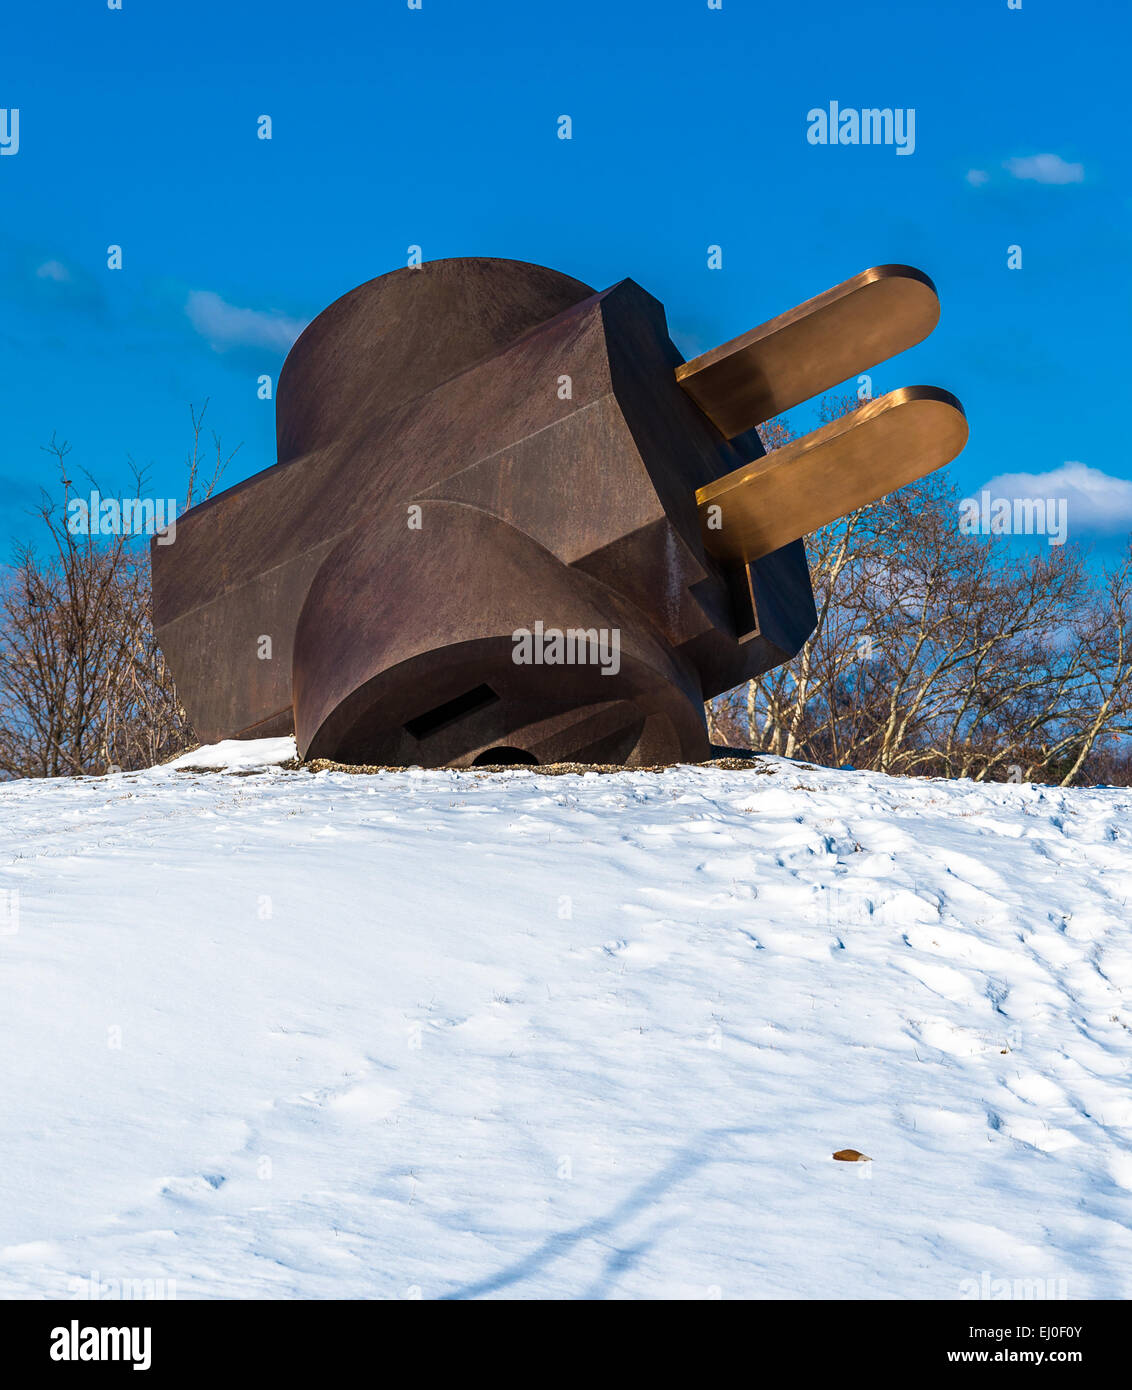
[724,561,760,644]
[404,683,500,740]
[471,746,538,767]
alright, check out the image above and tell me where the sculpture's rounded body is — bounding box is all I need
[154,254,971,767]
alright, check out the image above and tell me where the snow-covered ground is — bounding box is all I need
[2,742,1131,1300]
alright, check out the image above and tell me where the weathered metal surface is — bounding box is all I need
[151,256,964,768]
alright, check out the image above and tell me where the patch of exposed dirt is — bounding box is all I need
[298,755,774,777]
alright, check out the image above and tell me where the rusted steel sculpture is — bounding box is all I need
[151,258,967,767]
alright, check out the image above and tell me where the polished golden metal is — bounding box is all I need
[696,386,968,563]
[675,265,941,439]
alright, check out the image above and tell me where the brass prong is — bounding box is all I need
[696,386,968,563]
[676,265,941,439]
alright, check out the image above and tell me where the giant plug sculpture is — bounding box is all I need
[151,258,967,766]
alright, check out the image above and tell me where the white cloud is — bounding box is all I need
[978,462,1132,534]
[35,260,71,281]
[1004,153,1084,185]
[186,290,308,352]
[965,169,989,186]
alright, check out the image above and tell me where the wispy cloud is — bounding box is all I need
[979,463,1132,535]
[965,168,989,187]
[1004,153,1084,185]
[12,253,104,317]
[185,290,308,352]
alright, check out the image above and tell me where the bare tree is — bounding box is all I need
[0,404,237,778]
[710,395,1132,786]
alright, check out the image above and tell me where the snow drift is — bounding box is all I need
[1,743,1130,1299]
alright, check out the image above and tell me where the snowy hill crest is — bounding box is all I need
[2,743,1130,1298]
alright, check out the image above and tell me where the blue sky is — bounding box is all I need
[1,0,1128,555]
